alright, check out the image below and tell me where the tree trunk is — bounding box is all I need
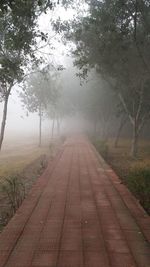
[57,117,60,136]
[0,94,9,151]
[114,116,127,148]
[131,122,139,158]
[39,105,42,147]
[51,118,55,140]
[93,119,97,137]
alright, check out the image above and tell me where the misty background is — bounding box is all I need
[0,1,150,154]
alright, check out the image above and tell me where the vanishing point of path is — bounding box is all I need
[0,136,150,267]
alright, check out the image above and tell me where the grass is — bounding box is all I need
[0,134,60,230]
[126,168,150,214]
[92,137,150,214]
[1,174,25,216]
[107,138,150,176]
[92,139,109,159]
[0,135,51,179]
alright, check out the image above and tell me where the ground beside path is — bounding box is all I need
[0,136,149,267]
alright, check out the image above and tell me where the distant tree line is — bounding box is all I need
[20,66,75,146]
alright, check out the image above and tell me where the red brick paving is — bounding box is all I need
[0,136,149,267]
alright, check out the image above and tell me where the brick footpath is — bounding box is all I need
[0,136,149,267]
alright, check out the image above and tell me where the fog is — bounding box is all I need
[0,7,78,146]
[0,57,90,146]
[0,5,93,149]
[0,1,149,158]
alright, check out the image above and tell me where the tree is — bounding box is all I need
[0,0,63,151]
[56,0,150,157]
[0,0,53,13]
[77,79,117,138]
[47,85,75,138]
[0,1,43,150]
[0,0,82,150]
[114,114,128,148]
[20,71,57,146]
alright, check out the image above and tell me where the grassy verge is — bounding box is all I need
[0,142,51,179]
[0,135,63,231]
[92,137,150,215]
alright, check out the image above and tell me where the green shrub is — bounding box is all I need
[93,139,109,159]
[126,168,150,214]
[1,174,25,216]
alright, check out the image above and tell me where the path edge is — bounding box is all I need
[90,141,150,243]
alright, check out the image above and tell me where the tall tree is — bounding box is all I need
[0,0,56,150]
[20,71,57,146]
[78,81,117,138]
[56,0,150,157]
[0,0,82,150]
[47,86,75,138]
[0,2,37,150]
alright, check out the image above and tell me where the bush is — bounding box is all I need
[92,139,109,159]
[1,174,25,216]
[126,168,150,214]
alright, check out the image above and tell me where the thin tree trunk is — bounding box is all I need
[0,94,9,151]
[131,121,139,158]
[51,118,55,140]
[93,119,97,137]
[114,116,127,148]
[57,117,60,136]
[39,105,42,147]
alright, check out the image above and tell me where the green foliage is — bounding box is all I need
[0,0,51,149]
[0,0,54,13]
[0,1,37,95]
[55,0,150,157]
[92,138,109,160]
[0,0,55,100]
[46,79,75,121]
[20,70,58,115]
[1,174,25,216]
[126,168,150,214]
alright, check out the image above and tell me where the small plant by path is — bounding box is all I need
[0,155,48,230]
[126,168,150,215]
[0,138,65,231]
[1,174,25,215]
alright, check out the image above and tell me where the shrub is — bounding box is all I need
[1,174,25,216]
[126,168,150,214]
[93,139,109,159]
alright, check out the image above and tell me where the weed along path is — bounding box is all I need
[0,136,149,267]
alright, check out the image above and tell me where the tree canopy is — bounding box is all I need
[0,0,54,149]
[55,0,150,156]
